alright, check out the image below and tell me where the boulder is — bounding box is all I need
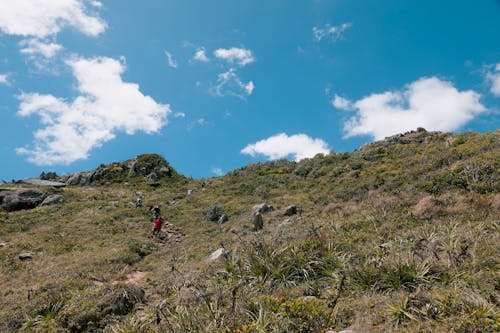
[146,172,159,182]
[205,202,225,221]
[41,194,63,206]
[19,252,33,260]
[252,212,264,231]
[206,248,229,262]
[251,203,272,215]
[66,171,94,186]
[0,188,45,212]
[21,178,66,187]
[284,205,299,216]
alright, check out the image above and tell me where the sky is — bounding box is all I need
[0,0,499,180]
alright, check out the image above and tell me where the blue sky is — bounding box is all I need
[0,0,499,180]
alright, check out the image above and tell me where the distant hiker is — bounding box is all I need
[151,205,161,219]
[136,197,143,208]
[152,216,164,238]
[201,180,206,189]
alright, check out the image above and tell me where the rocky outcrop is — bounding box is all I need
[21,178,66,187]
[41,194,63,206]
[0,188,45,212]
[251,203,272,215]
[252,212,264,231]
[206,248,229,262]
[284,205,300,216]
[65,154,175,186]
[205,202,225,221]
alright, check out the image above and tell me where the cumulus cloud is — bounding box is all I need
[0,74,9,85]
[16,56,170,165]
[164,50,177,68]
[313,23,352,42]
[341,77,486,140]
[332,94,353,111]
[211,167,223,176]
[0,0,106,38]
[486,63,500,97]
[241,133,330,161]
[214,47,255,67]
[212,69,254,99]
[193,48,209,62]
[174,112,186,118]
[19,38,62,58]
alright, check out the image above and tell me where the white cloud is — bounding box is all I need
[214,47,255,67]
[486,63,500,97]
[313,22,352,42]
[342,77,486,140]
[16,56,170,165]
[19,38,62,58]
[241,133,330,161]
[0,0,106,38]
[174,112,186,118]
[193,48,209,62]
[0,74,9,85]
[90,0,103,7]
[164,50,177,68]
[332,94,353,111]
[212,69,254,99]
[211,167,223,176]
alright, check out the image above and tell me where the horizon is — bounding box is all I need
[0,0,499,181]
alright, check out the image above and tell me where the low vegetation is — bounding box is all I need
[0,129,498,332]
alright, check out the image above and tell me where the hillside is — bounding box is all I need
[0,129,498,332]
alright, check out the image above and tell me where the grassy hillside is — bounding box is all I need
[0,129,498,332]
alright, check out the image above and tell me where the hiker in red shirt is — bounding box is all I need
[152,216,164,239]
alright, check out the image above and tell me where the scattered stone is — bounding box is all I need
[205,202,225,221]
[187,189,193,195]
[0,188,45,212]
[19,253,33,260]
[284,205,299,216]
[206,248,229,262]
[0,242,7,247]
[252,212,264,231]
[40,194,63,206]
[252,203,272,215]
[21,178,66,187]
[379,241,393,249]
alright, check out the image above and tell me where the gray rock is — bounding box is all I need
[206,248,229,262]
[252,203,272,215]
[66,171,94,186]
[205,202,224,221]
[157,166,171,177]
[40,194,63,206]
[21,178,66,187]
[252,212,264,231]
[0,188,45,212]
[284,205,299,216]
[146,172,159,182]
[19,252,33,260]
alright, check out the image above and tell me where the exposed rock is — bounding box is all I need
[41,194,63,206]
[0,242,7,248]
[146,172,159,182]
[252,203,272,215]
[22,178,66,187]
[19,253,33,260]
[158,166,171,177]
[205,202,225,221]
[206,248,229,262]
[284,205,299,216]
[66,171,94,186]
[252,212,264,231]
[0,188,45,212]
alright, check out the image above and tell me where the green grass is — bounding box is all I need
[0,129,498,332]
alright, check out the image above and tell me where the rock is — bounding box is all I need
[206,248,229,262]
[251,203,272,215]
[21,178,66,187]
[19,253,33,260]
[252,212,264,231]
[205,202,225,221]
[66,171,94,186]
[0,188,45,212]
[40,194,63,206]
[379,241,393,249]
[146,172,159,182]
[157,166,171,177]
[0,242,7,247]
[218,213,229,224]
[284,205,299,216]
